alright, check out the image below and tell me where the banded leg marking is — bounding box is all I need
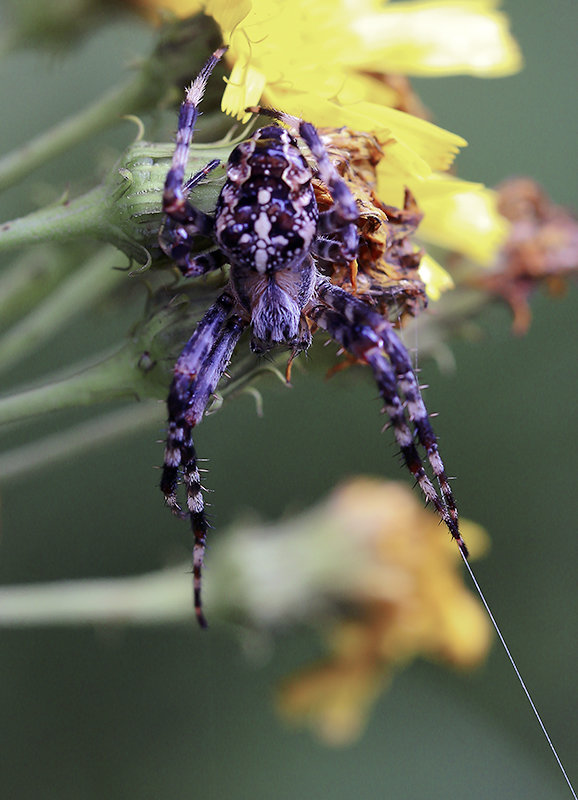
[160,49,227,263]
[161,290,246,627]
[163,48,226,216]
[311,279,468,557]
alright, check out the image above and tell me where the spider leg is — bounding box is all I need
[311,278,468,558]
[163,48,226,225]
[160,49,227,274]
[161,289,247,627]
[297,121,358,262]
[182,158,221,196]
[310,234,356,266]
[158,227,230,278]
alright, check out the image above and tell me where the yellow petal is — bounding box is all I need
[417,179,510,265]
[277,658,385,745]
[265,90,466,179]
[418,252,455,300]
[377,172,509,264]
[351,0,523,76]
[355,100,467,174]
[205,0,252,33]
[221,61,266,121]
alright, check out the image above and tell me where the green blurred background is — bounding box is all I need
[0,1,576,798]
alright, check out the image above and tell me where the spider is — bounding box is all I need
[159,48,468,627]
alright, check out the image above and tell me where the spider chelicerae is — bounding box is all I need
[159,48,468,627]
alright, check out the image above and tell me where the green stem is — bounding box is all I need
[0,346,151,425]
[0,568,193,626]
[0,246,126,374]
[0,303,284,427]
[0,185,109,252]
[0,497,364,627]
[0,13,224,192]
[0,80,143,192]
[0,140,233,261]
[0,401,162,483]
[0,247,77,328]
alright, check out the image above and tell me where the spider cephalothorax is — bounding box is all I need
[159,48,467,627]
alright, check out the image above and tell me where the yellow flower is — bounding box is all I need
[139,0,520,279]
[140,1,519,162]
[214,0,511,180]
[277,478,491,744]
[210,0,522,114]
[349,0,523,77]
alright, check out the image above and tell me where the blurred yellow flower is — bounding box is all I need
[276,478,491,745]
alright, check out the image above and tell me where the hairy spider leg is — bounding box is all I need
[161,291,238,510]
[168,159,232,276]
[311,279,468,558]
[161,291,247,626]
[246,106,359,263]
[160,48,228,276]
[163,46,226,222]
[299,123,359,263]
[182,158,221,196]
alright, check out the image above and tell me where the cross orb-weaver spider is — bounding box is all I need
[159,48,468,627]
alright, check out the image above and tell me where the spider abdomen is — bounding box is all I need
[214,127,319,279]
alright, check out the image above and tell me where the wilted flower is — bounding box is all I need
[275,478,491,745]
[472,179,578,332]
